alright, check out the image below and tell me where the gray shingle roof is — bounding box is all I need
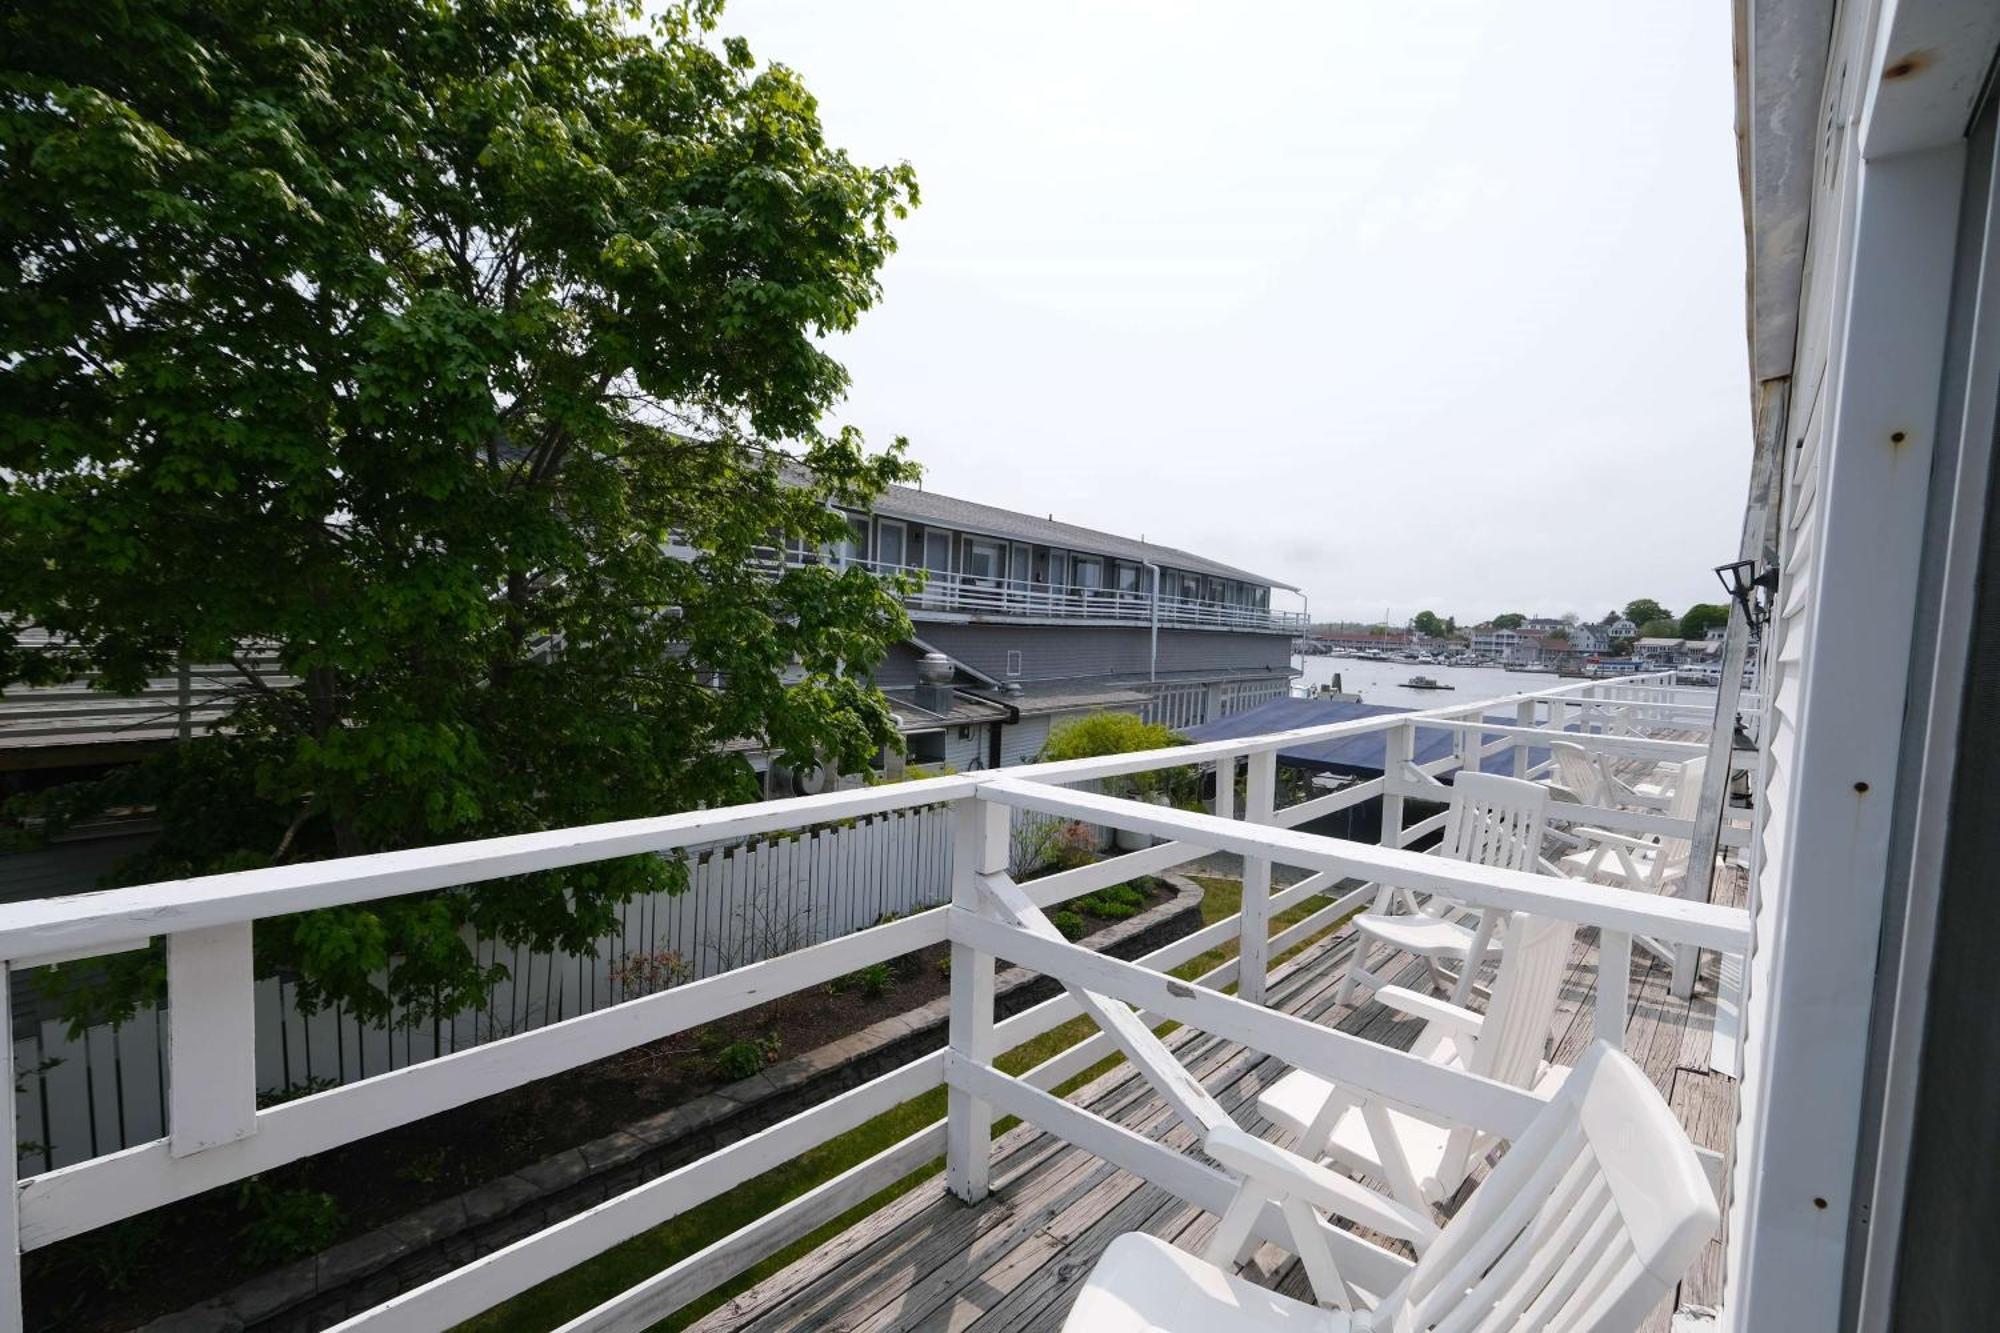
[860,484,1297,590]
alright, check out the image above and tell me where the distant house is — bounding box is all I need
[1606,617,1639,640]
[1470,626,1524,659]
[1566,624,1611,654]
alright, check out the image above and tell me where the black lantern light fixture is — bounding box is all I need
[1714,559,1779,629]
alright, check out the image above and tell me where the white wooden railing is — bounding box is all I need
[0,671,1751,1333]
[820,555,1308,632]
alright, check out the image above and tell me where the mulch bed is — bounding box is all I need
[21,879,1175,1332]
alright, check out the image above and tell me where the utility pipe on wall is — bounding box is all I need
[1142,561,1161,682]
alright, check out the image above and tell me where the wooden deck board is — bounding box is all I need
[688,883,1738,1333]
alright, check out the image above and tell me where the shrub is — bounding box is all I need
[235,1179,343,1268]
[828,961,896,1000]
[1039,712,1197,804]
[711,1033,782,1081]
[81,1215,163,1291]
[1076,882,1149,920]
[1051,910,1088,940]
[608,948,694,997]
[1040,713,1184,765]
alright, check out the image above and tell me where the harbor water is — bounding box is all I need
[1290,655,1559,709]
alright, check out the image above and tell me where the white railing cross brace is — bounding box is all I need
[976,872,1229,1135]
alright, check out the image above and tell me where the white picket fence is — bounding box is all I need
[11,804,957,1174]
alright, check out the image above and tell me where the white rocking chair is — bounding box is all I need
[1336,772,1550,1008]
[1259,913,1578,1215]
[1059,1042,1717,1333]
[1560,757,1706,897]
[1547,740,1674,812]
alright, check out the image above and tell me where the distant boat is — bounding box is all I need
[1402,674,1454,690]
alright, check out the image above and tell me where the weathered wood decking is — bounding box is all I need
[689,869,1742,1333]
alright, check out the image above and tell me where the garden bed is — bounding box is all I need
[23,876,1197,1332]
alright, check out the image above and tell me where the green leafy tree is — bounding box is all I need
[1638,618,1682,640]
[1,0,921,1029]
[1491,613,1526,630]
[1411,610,1444,637]
[1624,598,1672,627]
[1679,603,1731,640]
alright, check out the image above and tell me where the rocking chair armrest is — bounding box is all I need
[1205,1123,1438,1246]
[1573,825,1656,852]
[1376,985,1485,1036]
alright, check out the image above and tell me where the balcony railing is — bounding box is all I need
[813,555,1307,632]
[0,671,1752,1330]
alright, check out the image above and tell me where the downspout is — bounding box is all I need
[1143,561,1161,683]
[983,698,1019,769]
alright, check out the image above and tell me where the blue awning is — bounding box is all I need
[1180,697,1551,778]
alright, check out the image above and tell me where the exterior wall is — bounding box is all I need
[940,723,988,772]
[1730,4,2000,1328]
[914,623,1290,685]
[997,712,1055,767]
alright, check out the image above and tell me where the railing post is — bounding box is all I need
[1212,751,1237,821]
[1379,722,1411,856]
[1513,698,1535,778]
[1,962,21,1333]
[1239,749,1276,1005]
[1595,929,1632,1049]
[1451,711,1476,781]
[167,923,258,1157]
[946,797,1004,1204]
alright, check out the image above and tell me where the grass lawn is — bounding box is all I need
[456,872,1348,1332]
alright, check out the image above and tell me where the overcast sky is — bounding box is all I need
[713,1,1751,626]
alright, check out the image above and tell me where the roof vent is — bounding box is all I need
[915,652,956,715]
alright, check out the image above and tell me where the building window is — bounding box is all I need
[1115,562,1141,595]
[831,515,868,567]
[1074,557,1103,590]
[963,538,1002,583]
[1006,650,1022,678]
[876,519,907,569]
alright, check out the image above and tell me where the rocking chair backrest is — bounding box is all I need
[1383,1043,1718,1333]
[1437,772,1549,874]
[1548,742,1605,807]
[1464,913,1576,1088]
[1655,757,1706,882]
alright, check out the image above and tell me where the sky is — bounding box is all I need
[708,1,1752,627]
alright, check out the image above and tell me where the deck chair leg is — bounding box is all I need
[1336,939,1368,1006]
[1670,943,1699,999]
